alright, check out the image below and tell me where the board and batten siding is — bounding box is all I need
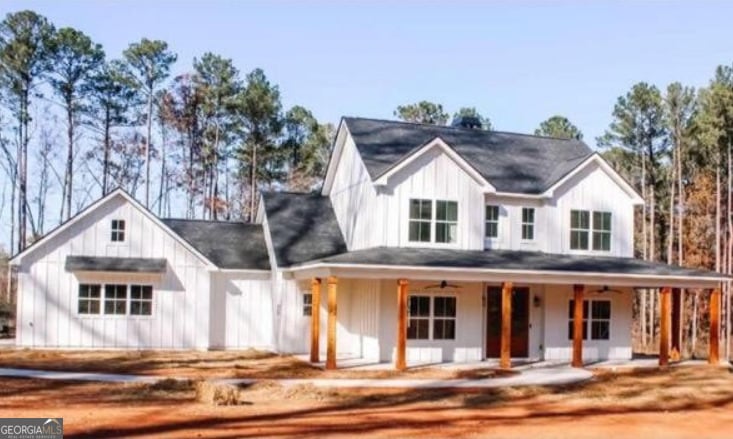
[16,194,212,349]
[329,134,486,251]
[209,272,274,350]
[543,284,633,361]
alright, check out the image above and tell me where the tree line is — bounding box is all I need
[0,10,333,254]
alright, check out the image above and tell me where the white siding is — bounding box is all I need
[17,194,212,349]
[543,284,633,361]
[209,272,274,350]
[329,136,486,251]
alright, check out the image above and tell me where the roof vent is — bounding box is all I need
[451,115,482,129]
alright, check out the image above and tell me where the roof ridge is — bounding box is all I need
[161,217,251,225]
[343,115,585,143]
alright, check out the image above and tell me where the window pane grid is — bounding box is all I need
[409,199,433,242]
[568,299,611,341]
[521,207,535,240]
[435,201,458,244]
[130,285,153,316]
[303,293,313,316]
[407,295,456,340]
[111,219,126,242]
[485,205,499,238]
[570,210,590,250]
[78,284,101,314]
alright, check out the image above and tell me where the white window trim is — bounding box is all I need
[567,298,611,341]
[407,292,458,341]
[110,219,126,244]
[406,198,460,247]
[568,209,613,254]
[76,282,155,319]
[484,204,501,242]
[521,207,535,242]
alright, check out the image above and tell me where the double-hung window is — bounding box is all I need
[570,210,612,251]
[568,299,611,340]
[130,285,153,316]
[435,201,458,244]
[521,207,535,240]
[485,205,500,238]
[78,284,101,314]
[408,199,432,243]
[104,284,128,315]
[407,295,457,340]
[302,293,313,317]
[111,219,125,242]
[408,199,458,244]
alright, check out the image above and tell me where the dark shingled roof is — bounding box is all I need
[309,247,725,279]
[262,192,347,267]
[162,219,270,270]
[343,117,593,194]
[65,256,167,273]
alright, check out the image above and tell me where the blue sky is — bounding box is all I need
[3,1,733,147]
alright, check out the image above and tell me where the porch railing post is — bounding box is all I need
[326,276,338,370]
[396,279,408,371]
[309,277,321,364]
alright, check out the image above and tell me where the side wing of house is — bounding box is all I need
[12,191,214,349]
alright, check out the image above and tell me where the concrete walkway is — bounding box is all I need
[0,365,593,389]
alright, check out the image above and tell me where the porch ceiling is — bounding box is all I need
[285,247,727,288]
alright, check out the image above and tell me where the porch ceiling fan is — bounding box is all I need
[424,280,462,290]
[589,285,623,295]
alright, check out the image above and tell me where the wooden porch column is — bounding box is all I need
[709,286,721,365]
[572,284,584,368]
[671,288,682,357]
[396,279,409,371]
[309,278,321,363]
[500,281,513,370]
[326,276,338,370]
[659,287,671,367]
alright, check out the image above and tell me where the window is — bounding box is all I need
[521,207,535,240]
[485,205,500,238]
[303,293,313,317]
[592,211,612,251]
[104,284,127,315]
[130,285,153,316]
[408,199,432,242]
[568,299,611,340]
[570,210,612,251]
[78,284,101,314]
[407,295,456,340]
[409,199,458,244]
[432,296,457,340]
[407,295,430,339]
[111,219,125,242]
[435,201,458,244]
[570,210,590,250]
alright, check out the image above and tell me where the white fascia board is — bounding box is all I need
[284,262,724,289]
[373,137,496,192]
[320,120,348,196]
[542,154,644,205]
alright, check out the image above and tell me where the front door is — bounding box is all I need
[486,286,530,358]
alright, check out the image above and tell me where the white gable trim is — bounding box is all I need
[10,188,217,269]
[542,153,644,204]
[373,136,496,192]
[321,119,349,195]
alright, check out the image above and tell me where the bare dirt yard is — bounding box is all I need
[0,349,515,380]
[0,351,732,438]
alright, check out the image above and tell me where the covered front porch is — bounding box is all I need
[285,247,727,371]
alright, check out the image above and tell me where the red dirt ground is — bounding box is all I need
[1,366,732,438]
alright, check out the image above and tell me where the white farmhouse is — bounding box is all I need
[10,116,726,369]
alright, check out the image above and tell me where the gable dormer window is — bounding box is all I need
[570,210,611,251]
[111,219,126,242]
[521,208,535,240]
[408,199,458,244]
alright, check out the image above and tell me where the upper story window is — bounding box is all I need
[570,210,611,251]
[408,199,458,244]
[111,219,126,242]
[521,208,535,240]
[435,201,458,243]
[485,205,499,238]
